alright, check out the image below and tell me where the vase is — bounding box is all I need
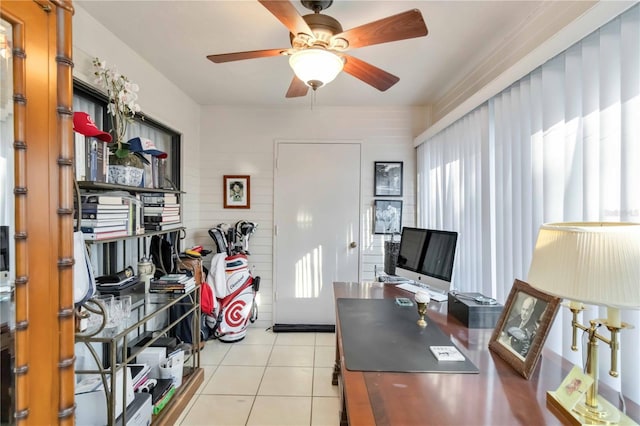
[108,153,144,187]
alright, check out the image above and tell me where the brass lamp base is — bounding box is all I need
[547,391,638,425]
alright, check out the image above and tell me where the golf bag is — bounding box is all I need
[203,221,259,342]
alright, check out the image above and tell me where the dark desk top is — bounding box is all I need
[333,281,639,426]
[337,298,478,373]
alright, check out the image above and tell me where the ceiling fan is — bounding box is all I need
[207,0,428,98]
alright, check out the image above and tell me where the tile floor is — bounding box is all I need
[176,328,340,426]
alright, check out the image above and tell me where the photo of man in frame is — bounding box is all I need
[229,180,244,203]
[499,291,548,359]
[374,200,402,234]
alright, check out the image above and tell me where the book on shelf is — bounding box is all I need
[151,273,191,284]
[143,204,180,216]
[144,215,180,223]
[144,222,183,232]
[429,345,466,362]
[80,211,129,220]
[80,224,128,233]
[152,382,176,416]
[80,203,130,212]
[80,219,127,228]
[82,229,129,241]
[142,199,176,206]
[149,281,195,291]
[96,267,135,284]
[149,281,196,294]
[80,194,124,205]
[150,275,195,287]
[123,194,144,236]
[74,133,86,181]
[142,193,178,204]
[84,137,108,183]
[148,378,174,406]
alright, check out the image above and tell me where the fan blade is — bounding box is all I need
[258,0,313,37]
[342,54,399,92]
[334,9,428,49]
[207,48,287,63]
[285,76,309,98]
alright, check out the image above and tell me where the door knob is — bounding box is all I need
[350,242,357,248]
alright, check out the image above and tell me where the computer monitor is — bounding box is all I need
[395,227,458,295]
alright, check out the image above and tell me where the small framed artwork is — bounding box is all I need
[223,175,250,209]
[374,161,403,197]
[550,364,594,410]
[488,279,561,379]
[373,200,403,234]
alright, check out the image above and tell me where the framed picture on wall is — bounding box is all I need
[374,161,403,197]
[223,175,250,209]
[373,200,403,234]
[488,279,561,379]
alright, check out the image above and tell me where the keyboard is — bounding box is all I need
[378,275,410,283]
[395,282,449,302]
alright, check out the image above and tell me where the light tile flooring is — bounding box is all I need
[176,328,340,426]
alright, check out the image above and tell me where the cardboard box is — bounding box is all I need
[447,292,503,329]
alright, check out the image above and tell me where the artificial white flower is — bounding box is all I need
[92,57,142,158]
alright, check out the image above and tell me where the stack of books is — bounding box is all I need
[74,135,108,183]
[142,193,181,231]
[149,273,195,294]
[79,193,129,240]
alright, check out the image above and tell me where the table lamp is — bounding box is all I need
[527,222,640,425]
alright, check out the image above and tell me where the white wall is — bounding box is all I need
[194,105,428,328]
[72,5,202,245]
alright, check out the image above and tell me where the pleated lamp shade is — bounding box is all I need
[527,222,640,309]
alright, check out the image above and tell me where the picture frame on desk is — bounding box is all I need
[488,279,561,379]
[223,175,250,209]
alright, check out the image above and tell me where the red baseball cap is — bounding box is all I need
[73,112,112,142]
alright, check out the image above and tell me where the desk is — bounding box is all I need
[333,282,640,425]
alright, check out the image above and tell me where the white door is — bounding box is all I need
[274,142,360,326]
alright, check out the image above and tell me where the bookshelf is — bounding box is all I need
[75,289,203,425]
[75,181,200,424]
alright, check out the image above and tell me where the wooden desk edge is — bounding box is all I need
[335,306,376,426]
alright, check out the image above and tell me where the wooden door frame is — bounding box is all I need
[3,0,75,423]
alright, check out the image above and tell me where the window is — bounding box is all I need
[73,79,181,190]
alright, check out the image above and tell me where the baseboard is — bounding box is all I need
[272,324,335,333]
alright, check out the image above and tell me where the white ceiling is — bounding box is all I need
[75,1,595,109]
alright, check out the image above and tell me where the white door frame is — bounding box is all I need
[272,139,362,327]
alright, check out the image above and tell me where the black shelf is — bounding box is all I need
[78,181,183,194]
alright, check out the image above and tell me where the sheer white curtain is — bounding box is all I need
[418,4,640,404]
[493,5,640,401]
[417,104,491,295]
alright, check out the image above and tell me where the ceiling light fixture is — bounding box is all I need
[289,48,344,91]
